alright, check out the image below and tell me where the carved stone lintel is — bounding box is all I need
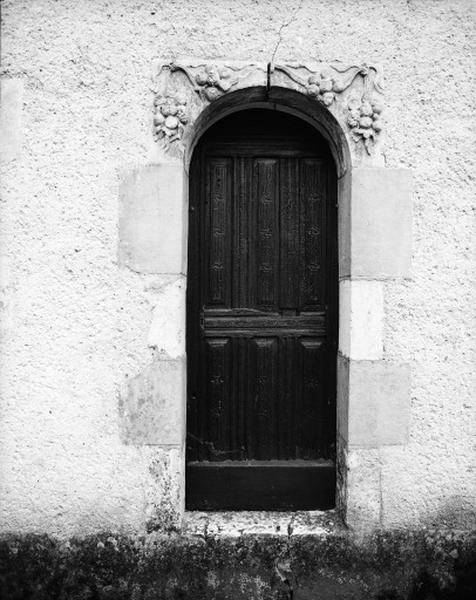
[152,59,384,157]
[170,62,264,103]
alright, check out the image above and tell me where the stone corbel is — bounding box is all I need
[151,59,384,158]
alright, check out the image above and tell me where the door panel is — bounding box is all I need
[186,110,337,510]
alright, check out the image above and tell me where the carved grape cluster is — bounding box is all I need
[306,69,339,106]
[153,93,189,142]
[346,96,383,153]
[194,65,233,101]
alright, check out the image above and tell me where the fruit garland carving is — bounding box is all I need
[169,61,260,102]
[186,64,234,102]
[346,96,383,154]
[152,62,261,150]
[275,62,384,154]
[152,61,384,155]
[153,92,189,143]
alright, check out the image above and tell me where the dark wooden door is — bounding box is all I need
[186,110,337,510]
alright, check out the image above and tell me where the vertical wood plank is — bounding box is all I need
[255,159,278,309]
[277,336,296,459]
[206,338,230,460]
[208,158,232,307]
[301,339,324,458]
[301,159,324,309]
[234,157,252,308]
[279,158,300,308]
[254,338,278,459]
[229,336,245,460]
[246,336,257,458]
[197,337,209,461]
[237,337,247,460]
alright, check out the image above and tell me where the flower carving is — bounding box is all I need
[153,92,189,143]
[193,65,233,102]
[346,96,383,154]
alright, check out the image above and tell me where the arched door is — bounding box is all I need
[186,109,337,510]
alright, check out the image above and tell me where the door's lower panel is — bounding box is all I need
[186,461,335,510]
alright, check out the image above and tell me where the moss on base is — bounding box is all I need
[0,529,475,599]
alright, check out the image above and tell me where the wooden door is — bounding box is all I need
[186,110,337,510]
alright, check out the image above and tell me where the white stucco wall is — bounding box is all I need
[0,0,474,535]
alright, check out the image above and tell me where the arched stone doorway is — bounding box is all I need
[186,108,338,510]
[119,64,412,531]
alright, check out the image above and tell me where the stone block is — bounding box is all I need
[347,360,411,448]
[338,170,352,278]
[118,163,187,274]
[146,447,184,531]
[345,447,382,531]
[0,78,24,162]
[339,279,384,360]
[336,353,350,444]
[119,358,185,446]
[147,276,185,359]
[350,168,413,279]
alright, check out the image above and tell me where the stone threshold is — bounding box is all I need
[181,509,341,537]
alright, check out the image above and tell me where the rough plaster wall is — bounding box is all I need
[381,2,476,525]
[0,0,474,534]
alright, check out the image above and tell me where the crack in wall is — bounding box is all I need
[270,0,304,66]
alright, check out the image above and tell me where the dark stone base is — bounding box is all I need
[0,529,475,599]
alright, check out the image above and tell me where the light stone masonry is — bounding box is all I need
[119,358,186,446]
[118,163,187,275]
[0,78,24,162]
[340,168,413,280]
[146,276,186,359]
[345,360,411,448]
[339,279,384,360]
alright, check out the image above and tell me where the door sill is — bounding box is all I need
[182,508,340,537]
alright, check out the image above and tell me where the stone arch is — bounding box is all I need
[184,85,352,178]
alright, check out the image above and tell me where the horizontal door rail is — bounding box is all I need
[202,311,326,330]
[186,460,335,510]
[202,329,325,337]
